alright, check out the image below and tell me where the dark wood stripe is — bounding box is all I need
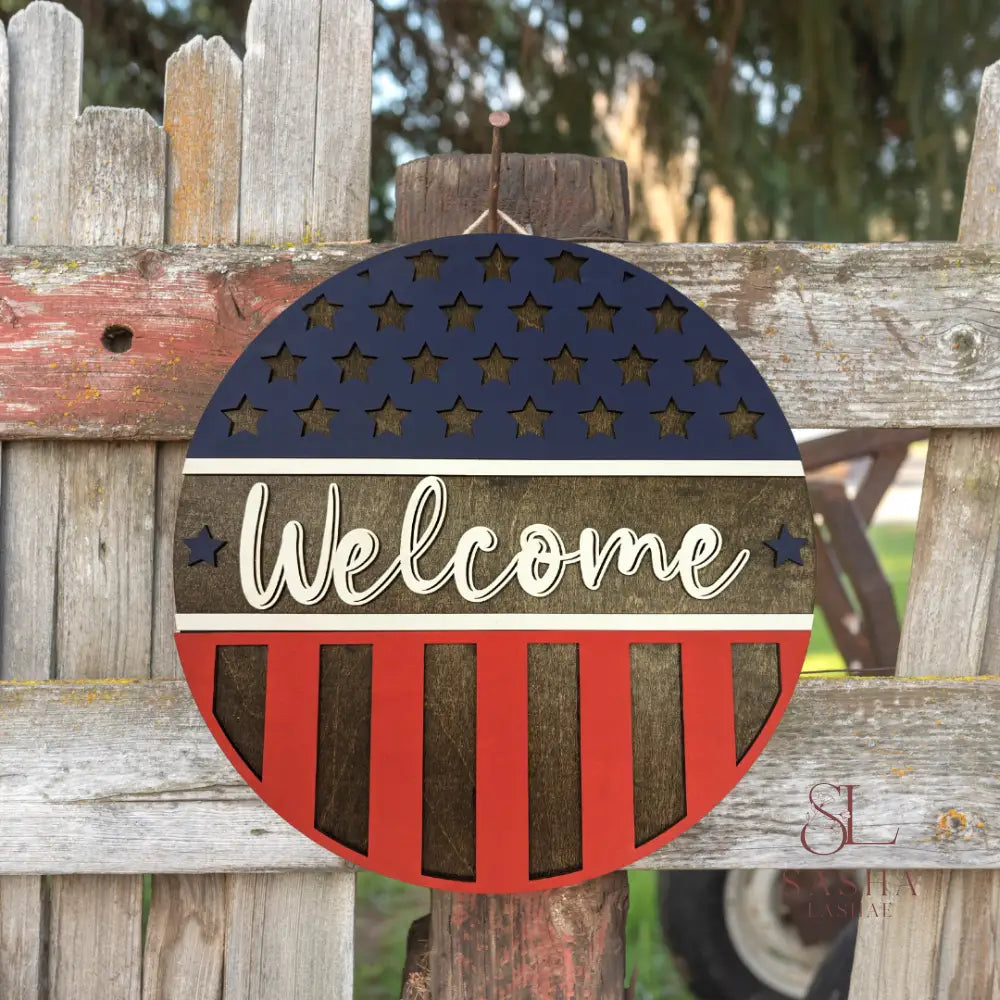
[527,643,582,879]
[630,643,685,847]
[421,643,477,881]
[212,645,267,779]
[732,643,781,762]
[314,644,372,855]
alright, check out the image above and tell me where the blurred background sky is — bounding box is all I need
[4,0,998,243]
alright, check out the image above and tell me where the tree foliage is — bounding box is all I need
[3,0,997,242]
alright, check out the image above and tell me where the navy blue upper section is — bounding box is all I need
[187,234,800,461]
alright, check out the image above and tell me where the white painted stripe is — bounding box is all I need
[182,458,805,478]
[175,613,814,633]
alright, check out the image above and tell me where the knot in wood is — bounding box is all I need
[943,323,983,367]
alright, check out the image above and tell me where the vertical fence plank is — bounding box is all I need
[164,36,242,245]
[222,873,355,1000]
[142,38,243,1000]
[7,0,81,244]
[70,107,166,244]
[0,20,9,245]
[220,3,371,995]
[848,60,1000,1000]
[1,8,82,998]
[312,0,373,242]
[48,106,165,1000]
[142,877,225,1000]
[240,0,322,244]
[0,876,44,1000]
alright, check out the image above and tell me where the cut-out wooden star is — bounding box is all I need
[184,526,226,567]
[764,525,808,567]
[653,399,694,438]
[579,397,621,438]
[686,347,728,385]
[546,346,586,384]
[511,398,552,437]
[547,250,587,282]
[405,344,446,383]
[475,345,515,384]
[722,398,764,438]
[368,397,410,436]
[443,293,481,331]
[372,291,411,331]
[333,344,375,382]
[580,294,619,332]
[648,294,687,333]
[223,396,266,436]
[477,244,517,281]
[295,397,338,435]
[261,343,305,382]
[616,346,656,385]
[511,294,550,332]
[407,248,447,280]
[438,397,481,437]
[304,293,339,330]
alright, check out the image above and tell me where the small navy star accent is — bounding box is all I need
[184,526,226,567]
[764,525,808,567]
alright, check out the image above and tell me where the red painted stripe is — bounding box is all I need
[475,637,529,892]
[260,634,321,831]
[681,635,737,819]
[579,635,635,872]
[174,632,217,715]
[367,635,425,881]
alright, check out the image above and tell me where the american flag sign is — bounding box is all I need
[174,234,814,893]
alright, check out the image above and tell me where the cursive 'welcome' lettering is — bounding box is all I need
[239,476,750,609]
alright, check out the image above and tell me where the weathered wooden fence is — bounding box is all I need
[0,1,998,998]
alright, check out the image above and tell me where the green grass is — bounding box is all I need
[352,524,917,999]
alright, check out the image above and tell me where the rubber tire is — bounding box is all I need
[803,920,858,1000]
[658,871,790,1000]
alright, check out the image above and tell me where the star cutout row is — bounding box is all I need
[221,394,766,440]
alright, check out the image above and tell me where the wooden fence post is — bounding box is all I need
[847,61,1000,999]
[394,150,632,1000]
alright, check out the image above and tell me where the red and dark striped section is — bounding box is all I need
[176,629,808,893]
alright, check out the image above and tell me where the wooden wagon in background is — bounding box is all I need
[0,2,997,999]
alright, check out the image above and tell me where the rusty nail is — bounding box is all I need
[487,111,510,234]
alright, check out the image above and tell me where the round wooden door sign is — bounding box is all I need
[174,234,814,893]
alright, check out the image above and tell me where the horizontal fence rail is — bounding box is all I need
[1,241,998,437]
[0,675,994,872]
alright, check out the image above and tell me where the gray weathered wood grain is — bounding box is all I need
[234,5,359,994]
[849,59,1000,1000]
[7,0,81,244]
[164,36,242,245]
[0,875,43,1000]
[0,677,993,872]
[0,22,10,245]
[142,874,225,1000]
[222,873,354,1000]
[55,443,156,680]
[47,80,166,1000]
[2,6,83,991]
[312,0,373,242]
[70,108,166,245]
[50,876,142,1000]
[240,0,322,244]
[7,241,1000,435]
[148,42,240,998]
